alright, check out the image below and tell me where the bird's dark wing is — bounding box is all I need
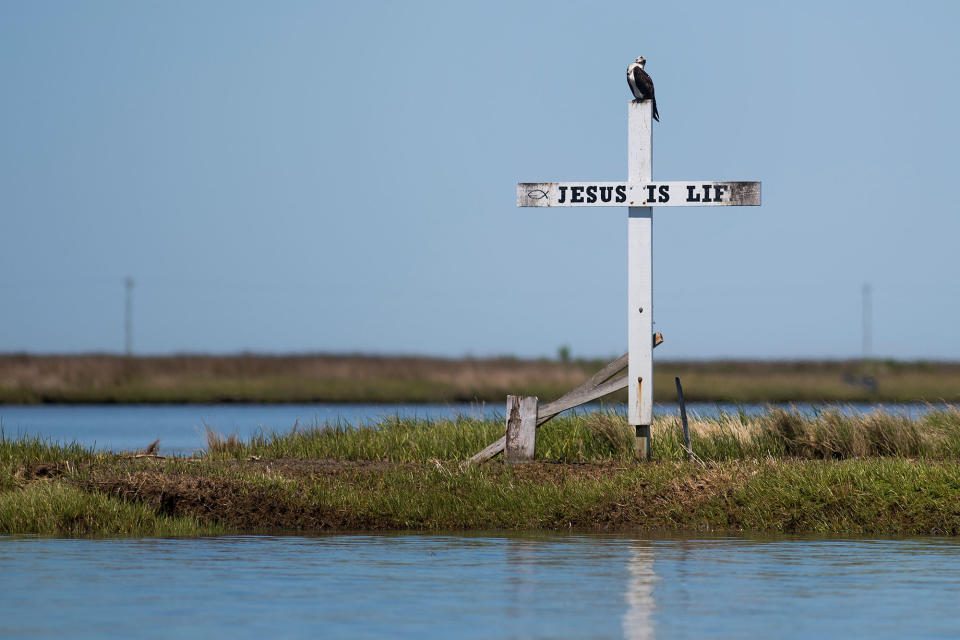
[633,66,659,122]
[633,67,655,100]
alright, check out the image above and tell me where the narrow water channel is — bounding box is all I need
[1,534,957,639]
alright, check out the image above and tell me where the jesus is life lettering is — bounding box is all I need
[554,183,735,205]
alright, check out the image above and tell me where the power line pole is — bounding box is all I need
[862,282,872,361]
[125,277,134,356]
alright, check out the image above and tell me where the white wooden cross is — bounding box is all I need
[517,100,760,458]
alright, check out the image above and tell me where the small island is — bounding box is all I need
[5,405,960,537]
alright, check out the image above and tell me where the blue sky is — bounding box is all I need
[2,1,958,359]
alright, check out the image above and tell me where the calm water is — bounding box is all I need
[1,533,959,639]
[0,403,497,455]
[0,402,950,454]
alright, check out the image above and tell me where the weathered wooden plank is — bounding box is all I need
[504,396,537,463]
[573,352,628,396]
[462,355,630,466]
[463,374,629,466]
[463,435,507,467]
[536,373,628,426]
[517,181,760,207]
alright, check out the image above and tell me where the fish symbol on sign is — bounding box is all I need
[526,189,549,200]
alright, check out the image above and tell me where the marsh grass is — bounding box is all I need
[647,405,960,461]
[751,406,960,459]
[203,425,242,456]
[70,456,960,535]
[299,458,960,534]
[214,415,504,462]
[203,412,645,463]
[0,481,222,536]
[0,429,105,464]
[202,405,960,463]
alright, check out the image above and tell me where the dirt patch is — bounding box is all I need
[496,460,630,484]
[228,457,414,479]
[209,457,624,483]
[68,457,466,531]
[25,461,75,479]
[59,458,659,532]
[76,470,364,531]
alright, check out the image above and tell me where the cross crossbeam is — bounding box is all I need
[517,181,760,207]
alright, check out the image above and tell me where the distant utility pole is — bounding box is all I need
[125,277,134,356]
[862,282,872,360]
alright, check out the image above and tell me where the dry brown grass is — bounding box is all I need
[755,406,958,459]
[0,353,594,403]
[204,426,242,456]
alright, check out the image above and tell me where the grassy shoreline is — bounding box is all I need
[3,354,960,404]
[4,407,960,537]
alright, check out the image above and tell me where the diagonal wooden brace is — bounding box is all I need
[463,353,629,466]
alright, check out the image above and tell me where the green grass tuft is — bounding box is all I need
[202,406,960,463]
[0,481,224,537]
[0,430,107,465]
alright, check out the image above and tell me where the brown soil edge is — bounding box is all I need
[25,459,407,532]
[21,457,960,536]
[21,458,696,533]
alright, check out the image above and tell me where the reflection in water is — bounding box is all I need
[505,539,537,624]
[623,543,657,640]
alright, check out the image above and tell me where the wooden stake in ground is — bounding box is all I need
[516,66,761,460]
[504,395,537,463]
[464,353,629,466]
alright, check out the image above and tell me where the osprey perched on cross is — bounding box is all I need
[627,56,659,122]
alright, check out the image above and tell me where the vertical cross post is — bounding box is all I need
[512,70,760,467]
[628,100,653,460]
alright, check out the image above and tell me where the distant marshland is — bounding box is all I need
[1,354,958,404]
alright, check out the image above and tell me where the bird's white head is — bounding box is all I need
[635,56,646,67]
